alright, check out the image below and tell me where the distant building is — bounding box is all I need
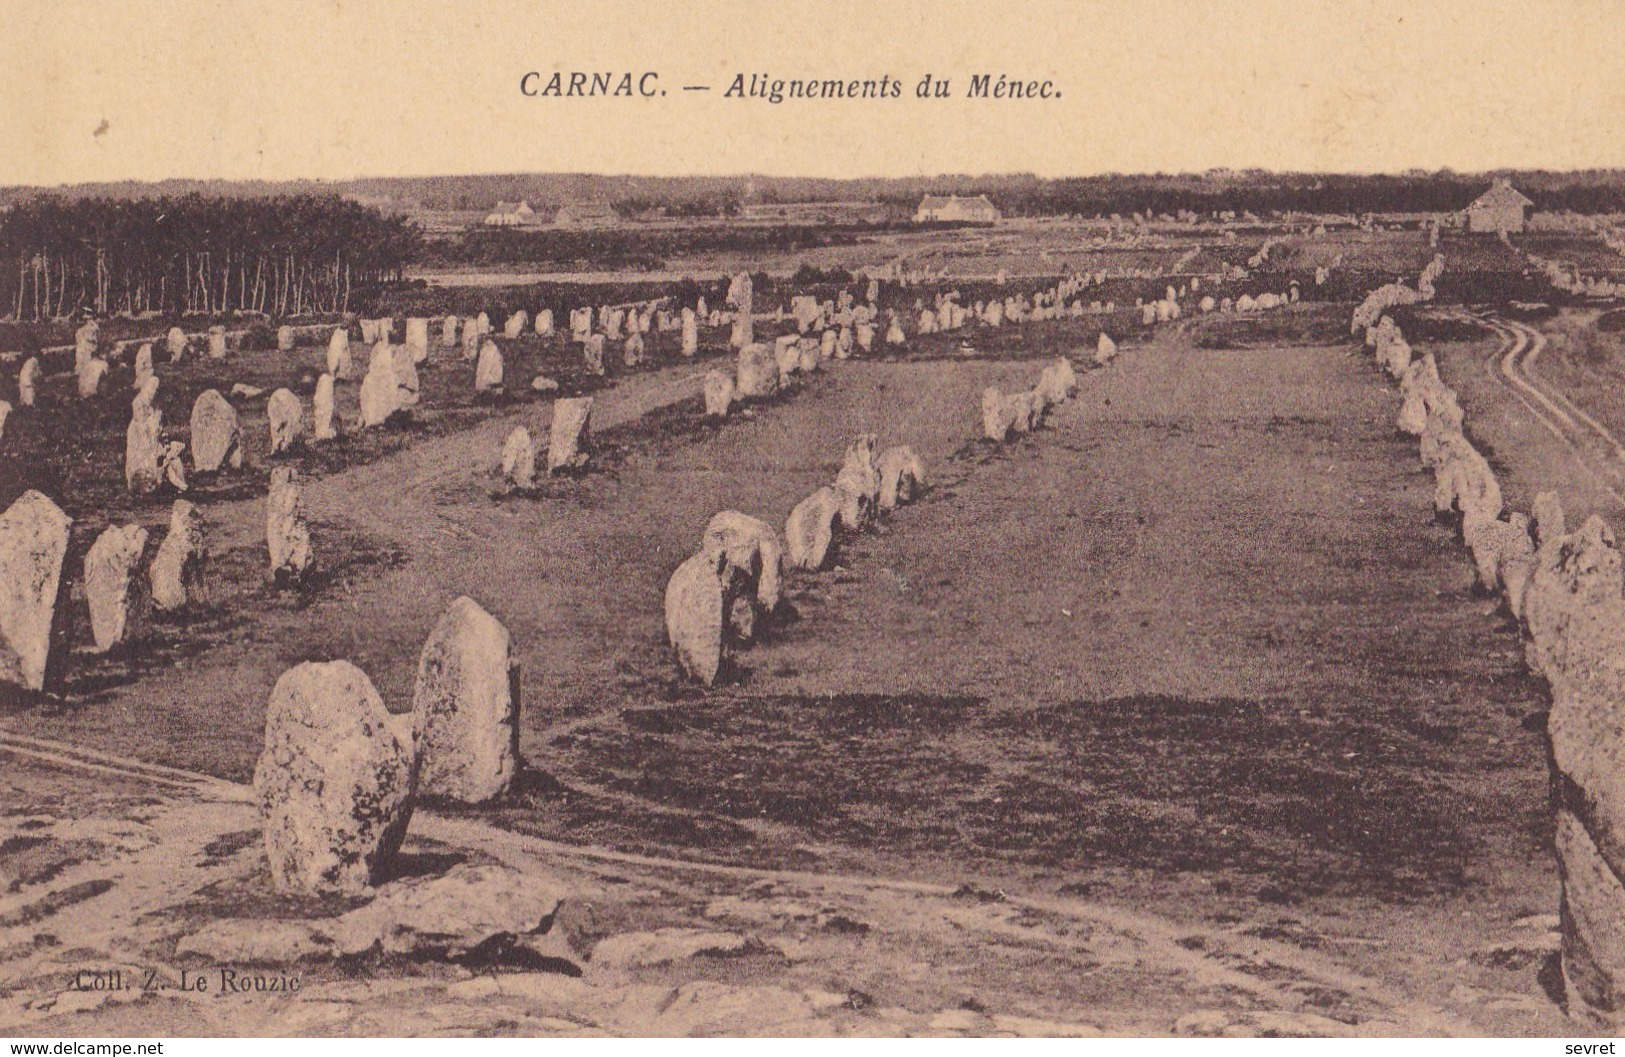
[914,194,1002,224]
[482,200,536,227]
[553,202,621,228]
[1462,179,1533,234]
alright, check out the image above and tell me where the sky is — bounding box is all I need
[3,0,1624,187]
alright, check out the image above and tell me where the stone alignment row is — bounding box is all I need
[1353,260,1625,1030]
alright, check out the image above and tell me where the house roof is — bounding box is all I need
[490,200,534,214]
[1467,181,1534,211]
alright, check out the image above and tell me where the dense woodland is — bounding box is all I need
[0,195,420,321]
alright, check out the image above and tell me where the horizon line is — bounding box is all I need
[6,165,1625,195]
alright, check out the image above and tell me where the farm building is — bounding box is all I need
[482,200,536,227]
[553,202,621,228]
[914,194,1002,224]
[1462,179,1533,234]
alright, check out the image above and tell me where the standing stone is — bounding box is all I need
[1524,516,1621,681]
[0,491,72,693]
[0,400,9,444]
[504,311,526,339]
[499,427,534,494]
[702,511,785,618]
[703,370,734,418]
[1552,794,1625,1029]
[1037,357,1079,406]
[461,320,482,360]
[623,331,645,368]
[267,388,305,455]
[312,373,338,441]
[133,371,158,415]
[125,389,164,495]
[412,597,520,803]
[735,343,778,400]
[982,387,1015,442]
[785,487,842,571]
[166,326,187,361]
[358,344,399,427]
[474,340,504,392]
[534,309,554,338]
[441,315,459,348]
[327,328,352,379]
[74,320,99,371]
[476,311,490,336]
[773,336,801,383]
[727,272,754,349]
[832,438,879,532]
[18,358,39,408]
[149,500,208,611]
[1009,390,1043,434]
[207,326,228,359]
[885,318,906,346]
[160,442,188,492]
[254,661,416,895]
[546,397,592,473]
[855,323,875,353]
[820,329,837,361]
[84,524,150,653]
[76,358,107,399]
[798,338,821,374]
[1524,518,1625,1026]
[664,551,729,686]
[1533,491,1566,551]
[876,445,927,510]
[277,325,295,352]
[189,389,242,472]
[791,294,818,333]
[391,344,421,408]
[132,343,155,391]
[1096,332,1118,365]
[582,334,606,376]
[405,317,430,363]
[681,308,698,356]
[266,467,312,583]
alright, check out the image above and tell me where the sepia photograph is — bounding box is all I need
[0,0,1623,1041]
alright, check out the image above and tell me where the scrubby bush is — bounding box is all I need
[239,322,279,351]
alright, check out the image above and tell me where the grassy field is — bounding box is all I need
[5,218,1619,1034]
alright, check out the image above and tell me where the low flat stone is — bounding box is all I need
[590,928,752,970]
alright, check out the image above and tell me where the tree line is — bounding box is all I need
[917,173,1625,220]
[0,194,420,321]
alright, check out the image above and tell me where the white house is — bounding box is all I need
[483,200,537,227]
[914,194,1002,224]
